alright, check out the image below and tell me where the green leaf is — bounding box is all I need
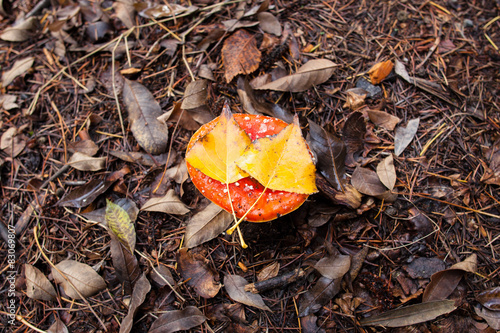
[106,199,136,253]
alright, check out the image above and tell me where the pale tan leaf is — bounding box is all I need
[394,118,419,156]
[257,12,281,36]
[141,189,190,215]
[376,155,396,190]
[113,1,136,29]
[52,260,106,299]
[67,152,106,171]
[67,139,99,156]
[0,17,36,42]
[149,306,207,333]
[256,59,336,92]
[224,274,271,311]
[257,262,280,282]
[366,110,400,131]
[47,318,69,333]
[25,264,57,301]
[184,203,233,248]
[1,127,25,157]
[181,79,207,110]
[2,56,34,87]
[0,94,18,110]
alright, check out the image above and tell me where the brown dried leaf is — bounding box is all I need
[257,12,281,36]
[301,315,326,333]
[351,166,387,196]
[57,179,114,208]
[480,138,500,185]
[184,203,233,248]
[343,88,366,110]
[149,306,207,333]
[308,120,346,192]
[376,155,396,190]
[299,276,342,317]
[475,306,500,330]
[68,139,99,156]
[360,300,457,327]
[256,59,336,92]
[394,118,419,156]
[177,248,221,298]
[181,79,207,110]
[109,234,140,295]
[342,112,366,166]
[222,29,261,82]
[243,0,269,17]
[113,1,136,29]
[224,274,271,311]
[141,189,190,215]
[2,56,34,87]
[120,273,151,333]
[123,79,169,155]
[150,265,175,288]
[366,110,400,131]
[67,152,106,171]
[1,127,25,157]
[258,262,280,282]
[167,102,200,131]
[368,60,394,85]
[477,287,500,311]
[422,254,477,302]
[25,264,57,301]
[109,151,170,166]
[0,17,36,42]
[47,318,69,333]
[52,260,106,299]
[315,254,351,280]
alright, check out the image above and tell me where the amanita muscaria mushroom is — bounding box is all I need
[186,104,316,224]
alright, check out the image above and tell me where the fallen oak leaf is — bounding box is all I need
[236,114,318,194]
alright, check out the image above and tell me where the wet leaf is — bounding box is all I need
[351,166,387,196]
[57,179,114,208]
[477,286,500,311]
[177,248,221,298]
[184,203,233,248]
[123,79,169,155]
[25,264,57,301]
[299,276,342,317]
[359,300,457,327]
[236,115,318,194]
[120,273,151,333]
[368,60,394,84]
[224,274,271,311]
[106,199,136,253]
[186,103,251,184]
[258,262,280,282]
[222,29,261,82]
[141,189,190,215]
[394,118,419,156]
[67,152,106,171]
[256,59,336,92]
[475,305,500,329]
[342,112,366,166]
[257,12,281,36]
[308,120,346,192]
[181,79,207,110]
[47,318,69,333]
[1,126,25,157]
[366,110,400,131]
[52,260,106,299]
[315,254,351,280]
[149,306,206,333]
[109,234,140,295]
[422,254,477,302]
[0,17,36,42]
[376,155,396,190]
[2,56,34,87]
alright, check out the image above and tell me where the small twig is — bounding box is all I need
[244,268,308,294]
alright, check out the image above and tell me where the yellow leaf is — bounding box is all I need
[186,104,251,184]
[236,115,318,194]
[106,199,136,253]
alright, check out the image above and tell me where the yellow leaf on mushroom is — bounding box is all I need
[186,103,251,184]
[236,115,318,194]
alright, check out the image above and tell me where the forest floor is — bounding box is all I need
[0,0,500,332]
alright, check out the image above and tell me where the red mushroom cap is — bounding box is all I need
[186,114,309,222]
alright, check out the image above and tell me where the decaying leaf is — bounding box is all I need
[301,315,326,333]
[315,254,351,280]
[394,118,419,156]
[181,79,207,110]
[47,318,69,333]
[256,59,336,92]
[475,305,500,329]
[0,17,36,42]
[109,234,140,295]
[222,29,261,82]
[299,276,342,317]
[106,200,136,253]
[81,198,138,229]
[25,264,57,301]
[149,306,207,333]
[477,286,500,311]
[57,179,114,208]
[52,260,107,299]
[123,79,169,155]
[119,273,151,333]
[1,126,26,157]
[308,120,346,192]
[177,248,221,298]
[343,88,367,110]
[68,139,99,156]
[141,189,190,215]
[67,152,106,171]
[351,166,387,196]
[236,115,318,194]
[359,300,457,327]
[366,110,400,131]
[224,274,271,311]
[376,155,396,190]
[186,104,251,184]
[423,254,477,302]
[368,60,394,84]
[258,262,280,282]
[2,56,34,87]
[342,112,366,166]
[257,12,281,36]
[184,203,233,248]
